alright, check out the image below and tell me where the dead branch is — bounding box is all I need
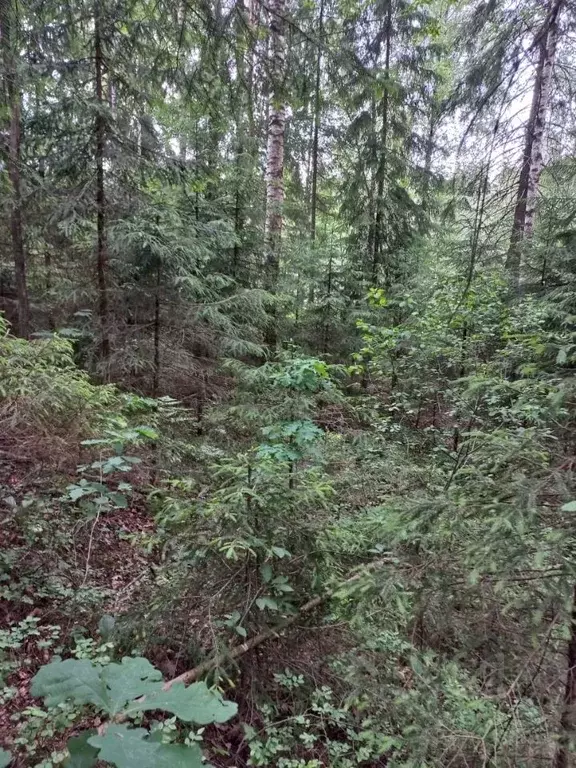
[164,556,392,689]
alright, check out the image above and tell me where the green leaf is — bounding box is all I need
[31,658,109,710]
[68,486,89,501]
[561,501,576,512]
[88,725,205,768]
[64,732,99,767]
[109,493,128,508]
[255,597,279,611]
[135,426,159,440]
[271,546,291,559]
[260,563,273,583]
[32,657,236,727]
[105,456,127,468]
[101,657,163,715]
[127,681,238,724]
[0,749,11,767]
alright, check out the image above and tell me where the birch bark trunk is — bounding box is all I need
[264,0,287,347]
[506,0,563,294]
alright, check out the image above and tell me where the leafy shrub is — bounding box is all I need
[0,316,115,440]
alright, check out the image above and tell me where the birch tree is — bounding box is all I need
[264,0,288,347]
[506,0,564,294]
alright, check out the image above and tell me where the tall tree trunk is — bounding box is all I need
[232,145,243,279]
[422,102,437,204]
[264,0,287,347]
[555,583,576,768]
[1,0,29,338]
[245,0,260,141]
[322,249,333,355]
[310,0,324,243]
[372,0,392,286]
[152,263,161,397]
[95,1,110,364]
[232,3,250,281]
[506,0,562,295]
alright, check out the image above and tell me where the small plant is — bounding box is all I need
[65,419,158,518]
[0,617,62,685]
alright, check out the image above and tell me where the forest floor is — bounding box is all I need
[0,439,158,765]
[0,430,346,767]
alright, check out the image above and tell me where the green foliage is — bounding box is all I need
[89,725,205,768]
[65,418,158,517]
[0,617,61,686]
[2,0,576,763]
[245,676,397,767]
[31,657,237,768]
[0,317,115,432]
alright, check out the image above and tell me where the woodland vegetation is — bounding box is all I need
[1,0,576,765]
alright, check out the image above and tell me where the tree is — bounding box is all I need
[0,0,29,337]
[94,0,110,364]
[264,0,288,347]
[506,0,564,294]
[309,0,324,244]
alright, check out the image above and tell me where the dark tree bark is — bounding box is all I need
[1,0,29,337]
[152,263,161,397]
[322,249,332,354]
[310,0,324,243]
[555,583,576,768]
[95,1,110,364]
[506,0,563,295]
[232,147,243,279]
[372,0,392,287]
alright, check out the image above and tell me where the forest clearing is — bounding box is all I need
[1,0,576,765]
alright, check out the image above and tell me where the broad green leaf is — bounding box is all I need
[31,658,109,710]
[260,563,273,583]
[271,546,291,558]
[64,732,99,767]
[68,486,89,501]
[0,749,11,767]
[561,501,576,512]
[32,657,237,725]
[88,724,205,768]
[101,657,163,715]
[127,681,238,723]
[255,597,279,611]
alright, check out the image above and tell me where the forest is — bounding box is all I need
[1,0,576,765]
